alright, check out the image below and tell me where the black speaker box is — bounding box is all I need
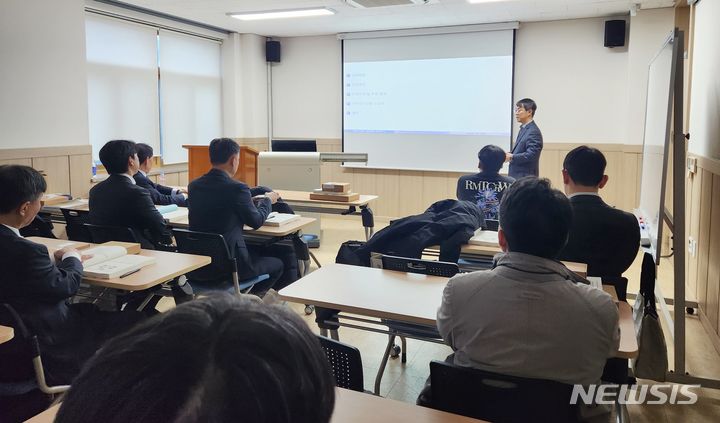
[604,20,626,48]
[266,40,281,62]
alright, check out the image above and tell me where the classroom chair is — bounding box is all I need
[85,223,142,244]
[61,208,92,242]
[172,228,269,297]
[19,214,56,239]
[374,255,459,395]
[0,304,70,422]
[317,335,365,392]
[428,360,580,423]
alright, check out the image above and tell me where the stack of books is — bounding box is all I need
[309,182,359,202]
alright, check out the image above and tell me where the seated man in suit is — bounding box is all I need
[89,140,172,249]
[456,144,515,220]
[431,178,619,395]
[0,165,143,387]
[557,146,640,280]
[189,138,298,295]
[133,143,188,207]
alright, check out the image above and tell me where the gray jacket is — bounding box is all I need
[437,252,620,386]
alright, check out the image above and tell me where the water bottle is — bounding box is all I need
[91,163,97,176]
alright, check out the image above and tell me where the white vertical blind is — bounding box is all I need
[158,30,222,164]
[85,14,160,161]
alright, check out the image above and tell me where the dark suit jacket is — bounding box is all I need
[558,195,640,278]
[509,120,543,179]
[188,168,273,275]
[133,171,188,207]
[88,174,172,249]
[0,225,83,347]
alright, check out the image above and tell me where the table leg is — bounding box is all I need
[361,205,375,240]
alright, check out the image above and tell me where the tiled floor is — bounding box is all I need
[160,214,720,420]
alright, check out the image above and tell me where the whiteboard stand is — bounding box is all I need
[642,29,720,389]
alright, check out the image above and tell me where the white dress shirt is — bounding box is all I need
[4,223,81,262]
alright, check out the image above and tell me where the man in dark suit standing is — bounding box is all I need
[89,140,172,249]
[0,165,142,388]
[133,143,188,207]
[506,98,543,179]
[558,146,640,279]
[189,138,297,295]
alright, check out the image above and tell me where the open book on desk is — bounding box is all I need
[264,212,301,227]
[81,246,156,279]
[468,228,499,247]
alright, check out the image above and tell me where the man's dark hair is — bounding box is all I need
[98,140,137,174]
[56,294,336,423]
[135,143,154,165]
[0,165,47,214]
[499,177,572,259]
[516,98,537,117]
[563,146,607,186]
[209,138,240,165]
[478,145,506,173]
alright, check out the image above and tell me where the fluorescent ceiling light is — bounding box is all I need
[467,0,509,3]
[228,7,335,21]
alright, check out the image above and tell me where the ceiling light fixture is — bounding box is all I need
[228,7,335,21]
[466,0,509,4]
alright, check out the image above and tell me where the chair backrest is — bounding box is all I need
[85,223,141,244]
[484,219,500,231]
[0,304,37,386]
[429,360,579,423]
[381,255,459,278]
[601,276,628,302]
[60,209,92,242]
[172,229,236,283]
[317,335,364,392]
[19,214,56,239]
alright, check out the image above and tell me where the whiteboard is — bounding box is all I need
[638,31,676,263]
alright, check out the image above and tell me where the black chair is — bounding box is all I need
[85,223,141,244]
[428,360,580,423]
[373,255,459,395]
[317,335,364,392]
[484,219,500,231]
[0,304,70,422]
[61,208,92,242]
[381,255,460,277]
[172,229,268,296]
[19,214,56,239]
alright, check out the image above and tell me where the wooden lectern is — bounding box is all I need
[183,144,259,186]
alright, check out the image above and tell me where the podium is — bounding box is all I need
[183,144,258,185]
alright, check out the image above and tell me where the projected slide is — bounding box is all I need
[342,29,515,172]
[344,57,512,136]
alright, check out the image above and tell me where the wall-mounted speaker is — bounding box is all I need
[604,20,626,48]
[266,40,281,62]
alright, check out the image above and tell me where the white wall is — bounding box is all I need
[268,14,673,146]
[625,8,675,146]
[689,0,720,160]
[514,17,630,144]
[222,33,268,138]
[271,36,342,139]
[0,0,89,149]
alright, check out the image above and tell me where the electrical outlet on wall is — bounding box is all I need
[688,236,697,258]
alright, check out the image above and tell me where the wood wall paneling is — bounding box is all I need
[31,156,70,195]
[68,154,92,197]
[0,158,32,166]
[704,174,720,333]
[309,141,642,219]
[696,168,713,315]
